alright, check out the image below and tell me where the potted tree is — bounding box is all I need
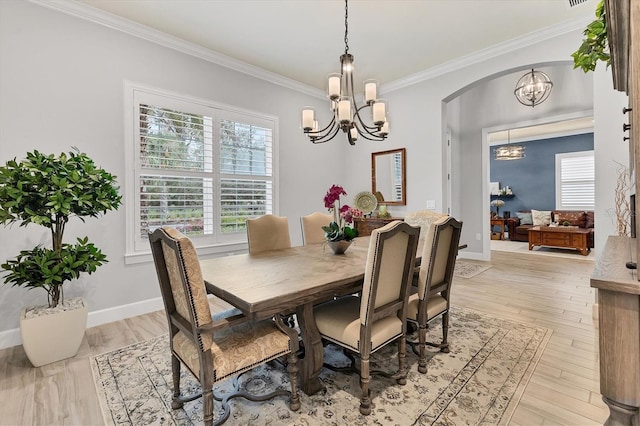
[0,149,121,366]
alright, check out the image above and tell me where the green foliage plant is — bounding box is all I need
[571,0,610,73]
[0,149,122,308]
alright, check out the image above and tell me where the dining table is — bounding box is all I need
[200,236,423,396]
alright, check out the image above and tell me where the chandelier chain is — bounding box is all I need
[344,0,349,54]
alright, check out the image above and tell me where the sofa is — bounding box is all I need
[505,210,594,248]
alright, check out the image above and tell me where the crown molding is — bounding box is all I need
[28,0,326,99]
[381,16,592,94]
[30,0,589,99]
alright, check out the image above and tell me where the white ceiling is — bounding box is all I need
[72,0,598,90]
[489,117,594,145]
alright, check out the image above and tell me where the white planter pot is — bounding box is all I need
[19,298,88,367]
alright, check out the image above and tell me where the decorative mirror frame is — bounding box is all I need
[371,148,406,206]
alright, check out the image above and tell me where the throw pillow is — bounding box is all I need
[531,209,551,226]
[515,212,533,225]
[554,211,586,227]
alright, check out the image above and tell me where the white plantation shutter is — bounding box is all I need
[129,86,276,253]
[556,151,594,210]
[219,116,273,233]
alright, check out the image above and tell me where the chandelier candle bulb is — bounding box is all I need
[338,98,351,124]
[380,121,389,135]
[302,108,315,131]
[364,80,377,103]
[328,74,341,100]
[350,127,359,141]
[372,101,386,125]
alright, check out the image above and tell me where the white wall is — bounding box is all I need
[593,66,631,255]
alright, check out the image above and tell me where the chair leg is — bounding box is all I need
[170,355,184,409]
[441,312,450,353]
[203,388,215,426]
[359,355,372,415]
[396,336,407,385]
[287,352,301,411]
[418,324,428,374]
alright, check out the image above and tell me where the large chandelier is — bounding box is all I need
[514,69,553,107]
[301,0,389,145]
[494,130,525,161]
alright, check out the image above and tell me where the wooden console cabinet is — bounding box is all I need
[591,237,640,426]
[354,217,403,236]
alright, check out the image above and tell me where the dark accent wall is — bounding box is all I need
[489,133,594,215]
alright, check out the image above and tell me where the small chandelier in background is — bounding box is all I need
[494,130,525,161]
[301,0,389,145]
[514,69,553,107]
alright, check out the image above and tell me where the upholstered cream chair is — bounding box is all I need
[246,214,291,254]
[406,216,463,374]
[149,227,300,425]
[313,221,420,415]
[300,212,333,245]
[404,210,448,240]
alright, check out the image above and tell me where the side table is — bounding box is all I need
[490,218,506,240]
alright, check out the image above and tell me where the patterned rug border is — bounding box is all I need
[454,260,492,279]
[90,306,551,425]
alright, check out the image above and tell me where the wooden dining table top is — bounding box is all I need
[201,237,387,320]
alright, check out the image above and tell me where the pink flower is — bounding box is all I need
[323,185,347,210]
[340,206,363,224]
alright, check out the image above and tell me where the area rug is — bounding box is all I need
[453,260,492,278]
[91,306,550,425]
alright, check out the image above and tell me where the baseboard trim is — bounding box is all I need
[0,297,164,350]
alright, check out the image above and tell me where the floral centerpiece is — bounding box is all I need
[490,199,505,217]
[322,185,362,245]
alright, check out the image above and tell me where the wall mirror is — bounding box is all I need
[371,148,406,205]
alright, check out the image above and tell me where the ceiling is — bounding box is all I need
[489,117,594,145]
[72,0,598,91]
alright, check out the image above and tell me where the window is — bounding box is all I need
[555,150,594,210]
[125,84,276,257]
[393,151,403,201]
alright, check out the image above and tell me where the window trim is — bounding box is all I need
[124,81,279,263]
[555,150,594,211]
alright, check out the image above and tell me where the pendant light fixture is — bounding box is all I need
[301,0,389,145]
[494,130,525,160]
[514,69,553,107]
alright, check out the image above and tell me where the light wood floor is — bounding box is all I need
[0,249,609,425]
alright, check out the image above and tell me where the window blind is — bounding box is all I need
[557,151,594,210]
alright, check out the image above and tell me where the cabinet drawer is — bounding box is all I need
[542,234,571,246]
[355,218,403,236]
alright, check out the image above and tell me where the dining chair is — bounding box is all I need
[312,220,420,415]
[406,216,463,374]
[149,227,300,426]
[246,214,292,254]
[404,210,448,240]
[300,212,333,245]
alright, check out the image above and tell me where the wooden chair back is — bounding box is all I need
[246,214,291,254]
[301,212,333,245]
[360,221,420,347]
